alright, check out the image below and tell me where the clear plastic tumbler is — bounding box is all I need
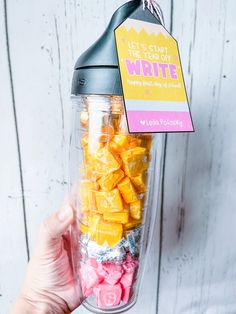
[69,94,164,313]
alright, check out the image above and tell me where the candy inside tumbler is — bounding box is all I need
[76,96,152,309]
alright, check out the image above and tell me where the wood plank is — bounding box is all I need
[5,0,75,253]
[0,1,28,312]
[158,0,236,313]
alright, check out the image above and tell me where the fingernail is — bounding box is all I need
[57,204,73,223]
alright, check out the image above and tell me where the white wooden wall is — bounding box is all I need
[0,0,235,313]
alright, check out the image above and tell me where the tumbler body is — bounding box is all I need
[69,94,163,313]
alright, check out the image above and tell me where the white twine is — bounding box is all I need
[142,0,165,26]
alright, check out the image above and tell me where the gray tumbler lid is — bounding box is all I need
[71,0,161,96]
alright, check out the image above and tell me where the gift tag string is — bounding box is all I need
[142,0,165,26]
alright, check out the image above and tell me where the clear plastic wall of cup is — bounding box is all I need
[69,94,164,313]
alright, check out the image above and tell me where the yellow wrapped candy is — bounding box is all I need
[84,146,105,179]
[84,164,101,181]
[124,218,142,230]
[90,218,123,247]
[122,201,130,212]
[87,137,105,154]
[97,221,123,246]
[79,180,97,211]
[109,135,129,154]
[113,135,129,150]
[121,147,148,177]
[108,140,121,154]
[130,200,142,220]
[99,125,115,143]
[89,214,102,237]
[98,169,124,191]
[81,133,89,147]
[83,145,89,164]
[79,223,89,234]
[131,172,147,193]
[103,212,129,224]
[82,133,104,153]
[95,188,123,213]
[117,177,138,203]
[80,210,91,225]
[92,147,121,177]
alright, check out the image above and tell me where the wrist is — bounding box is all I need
[10,294,70,314]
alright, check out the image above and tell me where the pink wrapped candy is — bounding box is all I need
[102,263,124,285]
[94,283,122,307]
[121,285,132,304]
[120,271,135,303]
[79,255,139,307]
[80,259,102,296]
[123,254,139,273]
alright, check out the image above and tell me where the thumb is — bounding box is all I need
[36,204,75,255]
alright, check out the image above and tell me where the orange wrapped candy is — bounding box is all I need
[79,179,97,211]
[108,140,121,154]
[140,134,153,151]
[100,125,115,143]
[113,135,129,149]
[130,200,142,220]
[108,135,129,154]
[121,147,148,177]
[122,201,130,212]
[130,173,147,193]
[117,177,138,203]
[103,212,129,224]
[95,188,123,213]
[92,147,121,177]
[98,169,124,191]
[128,136,142,149]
